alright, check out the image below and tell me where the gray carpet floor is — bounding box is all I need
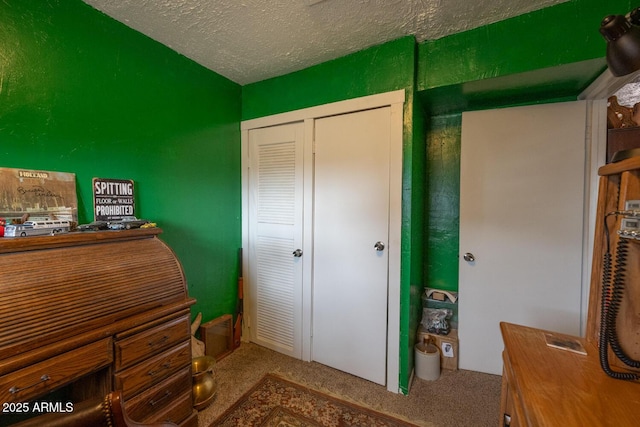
[197,342,502,427]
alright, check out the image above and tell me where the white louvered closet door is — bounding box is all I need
[247,122,304,358]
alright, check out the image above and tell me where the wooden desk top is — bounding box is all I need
[500,322,640,427]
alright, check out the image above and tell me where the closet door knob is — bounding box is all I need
[374,241,385,251]
[292,249,303,257]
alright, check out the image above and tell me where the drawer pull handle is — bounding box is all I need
[148,335,169,347]
[149,390,172,406]
[9,374,50,394]
[148,362,171,377]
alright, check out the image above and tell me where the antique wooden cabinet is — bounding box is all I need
[499,157,640,426]
[0,229,197,426]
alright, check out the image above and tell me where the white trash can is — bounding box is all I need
[415,339,440,381]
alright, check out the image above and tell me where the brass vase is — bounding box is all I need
[192,355,217,411]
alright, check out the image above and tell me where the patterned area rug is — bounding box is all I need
[209,374,422,427]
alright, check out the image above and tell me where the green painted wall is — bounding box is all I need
[242,37,416,120]
[425,114,461,292]
[0,0,242,325]
[243,36,425,393]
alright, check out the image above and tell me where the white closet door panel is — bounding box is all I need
[459,101,587,375]
[248,123,304,358]
[256,141,296,224]
[312,107,391,385]
[255,236,296,347]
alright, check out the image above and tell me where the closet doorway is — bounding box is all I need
[241,90,404,391]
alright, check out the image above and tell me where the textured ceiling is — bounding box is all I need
[83,0,568,85]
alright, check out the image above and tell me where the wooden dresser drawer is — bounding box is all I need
[125,365,191,422]
[145,388,194,425]
[0,339,112,403]
[115,340,190,399]
[115,314,190,370]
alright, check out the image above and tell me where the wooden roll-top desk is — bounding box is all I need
[0,229,197,426]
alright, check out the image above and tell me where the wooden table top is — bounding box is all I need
[500,322,640,427]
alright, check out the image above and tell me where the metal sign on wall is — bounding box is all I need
[93,178,135,221]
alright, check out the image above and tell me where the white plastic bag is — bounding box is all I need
[421,308,452,335]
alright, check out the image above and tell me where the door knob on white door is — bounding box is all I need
[292,249,303,257]
[463,252,475,262]
[374,241,385,251]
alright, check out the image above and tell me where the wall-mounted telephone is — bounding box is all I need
[600,200,640,381]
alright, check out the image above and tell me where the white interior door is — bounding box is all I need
[459,101,587,375]
[247,122,304,358]
[312,107,391,385]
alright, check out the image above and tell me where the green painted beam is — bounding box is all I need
[418,0,631,91]
[421,58,607,115]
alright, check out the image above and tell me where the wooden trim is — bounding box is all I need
[241,90,405,130]
[598,155,640,176]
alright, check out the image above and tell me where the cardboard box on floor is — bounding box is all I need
[417,326,458,370]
